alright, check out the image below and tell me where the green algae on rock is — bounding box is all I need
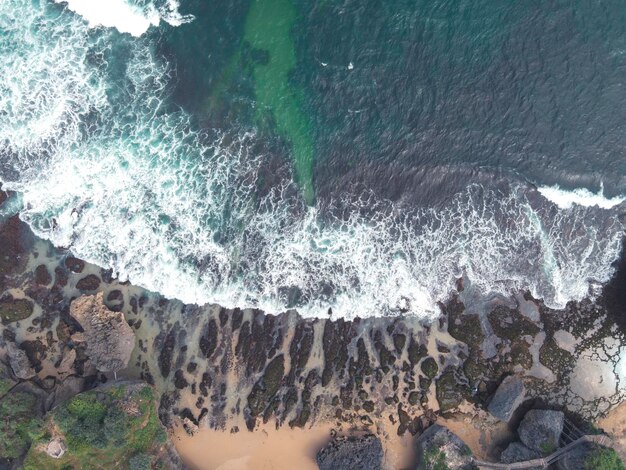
[0,296,34,324]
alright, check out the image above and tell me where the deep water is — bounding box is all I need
[0,0,624,318]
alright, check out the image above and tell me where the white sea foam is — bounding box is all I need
[54,0,193,37]
[0,0,624,319]
[538,184,625,210]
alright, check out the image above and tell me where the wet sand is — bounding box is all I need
[172,423,333,470]
[172,418,421,470]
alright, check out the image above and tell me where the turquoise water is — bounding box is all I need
[0,0,624,318]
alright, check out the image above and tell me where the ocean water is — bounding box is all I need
[0,0,624,318]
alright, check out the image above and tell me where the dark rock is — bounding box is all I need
[0,296,33,324]
[556,442,598,470]
[421,357,439,379]
[18,339,46,373]
[231,308,243,330]
[0,215,33,288]
[397,404,411,435]
[54,266,68,288]
[7,343,36,379]
[99,268,114,283]
[408,336,428,367]
[158,329,177,378]
[373,329,395,369]
[75,274,101,291]
[416,424,474,470]
[283,388,298,417]
[64,257,85,273]
[393,333,406,354]
[218,308,228,327]
[35,264,52,285]
[500,442,541,466]
[518,409,564,454]
[435,368,467,413]
[321,319,356,386]
[199,373,211,397]
[49,376,87,409]
[56,317,76,343]
[248,314,277,374]
[289,402,312,428]
[199,319,218,359]
[488,375,526,423]
[3,328,15,342]
[247,354,284,416]
[316,434,383,470]
[106,290,123,302]
[174,370,189,389]
[287,321,314,385]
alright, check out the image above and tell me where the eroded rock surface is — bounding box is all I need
[488,375,526,423]
[70,292,134,373]
[7,343,35,380]
[416,424,474,470]
[0,202,624,468]
[518,409,564,453]
[316,434,383,470]
[500,441,541,465]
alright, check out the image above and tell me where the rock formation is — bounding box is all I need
[70,292,135,373]
[7,343,35,380]
[500,441,541,466]
[316,434,383,470]
[517,409,564,454]
[416,424,474,470]
[488,375,525,423]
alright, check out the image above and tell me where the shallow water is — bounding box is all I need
[0,0,624,318]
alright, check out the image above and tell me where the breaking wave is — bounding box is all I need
[538,184,625,210]
[0,0,624,319]
[54,0,193,36]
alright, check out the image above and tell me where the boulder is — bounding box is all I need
[416,424,474,470]
[7,342,35,379]
[316,434,383,470]
[435,368,466,412]
[75,274,101,291]
[47,375,86,409]
[34,264,51,286]
[518,409,564,454]
[556,442,596,470]
[64,256,85,273]
[56,348,76,374]
[500,441,541,467]
[70,292,135,373]
[45,438,67,459]
[488,375,525,423]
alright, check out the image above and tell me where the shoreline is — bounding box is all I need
[1,186,626,468]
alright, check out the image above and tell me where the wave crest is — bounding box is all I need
[54,0,193,37]
[538,184,625,209]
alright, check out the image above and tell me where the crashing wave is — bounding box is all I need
[54,0,193,37]
[538,184,625,210]
[0,0,624,319]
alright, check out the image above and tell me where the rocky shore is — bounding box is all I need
[1,185,625,469]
